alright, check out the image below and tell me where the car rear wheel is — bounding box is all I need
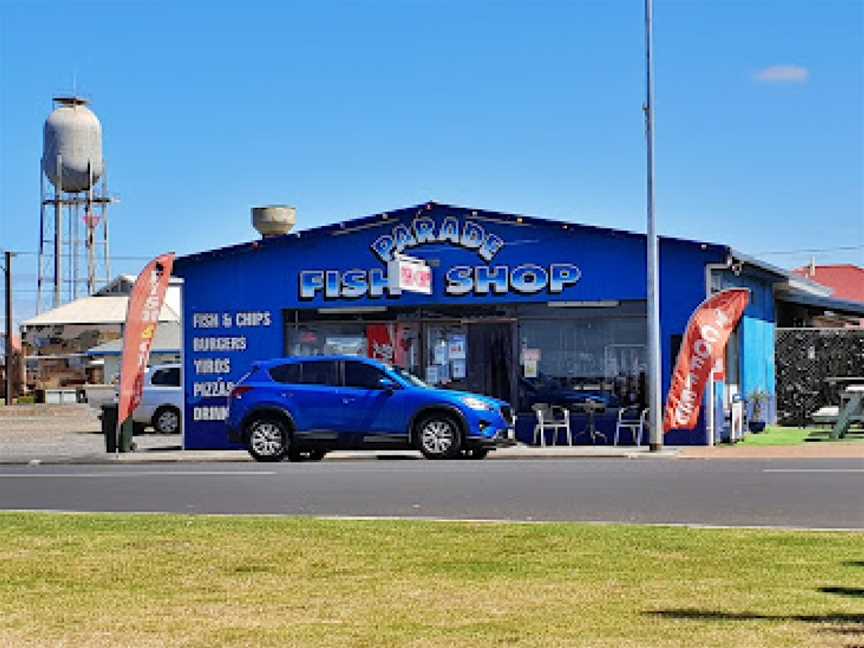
[153,406,181,434]
[246,417,288,462]
[416,415,462,460]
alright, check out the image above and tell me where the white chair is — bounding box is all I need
[532,403,572,446]
[614,407,647,447]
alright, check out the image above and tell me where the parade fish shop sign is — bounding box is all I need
[298,214,581,300]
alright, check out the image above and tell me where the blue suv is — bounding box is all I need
[226,356,515,462]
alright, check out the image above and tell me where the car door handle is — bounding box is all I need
[342,397,356,404]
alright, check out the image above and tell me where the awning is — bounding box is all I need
[776,291,864,318]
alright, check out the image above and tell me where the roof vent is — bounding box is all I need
[252,205,296,238]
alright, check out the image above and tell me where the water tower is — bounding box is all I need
[37,96,115,311]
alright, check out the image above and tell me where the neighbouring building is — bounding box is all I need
[789,263,864,328]
[21,276,181,391]
[86,321,181,384]
[0,334,24,402]
[774,262,864,424]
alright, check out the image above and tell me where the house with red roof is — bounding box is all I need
[790,263,864,327]
[793,263,864,303]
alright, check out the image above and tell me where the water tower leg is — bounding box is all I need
[87,163,95,294]
[102,162,111,284]
[70,199,77,300]
[53,154,63,308]
[37,167,45,314]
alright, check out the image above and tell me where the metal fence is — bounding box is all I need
[775,328,864,425]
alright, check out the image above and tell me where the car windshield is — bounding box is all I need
[389,366,429,389]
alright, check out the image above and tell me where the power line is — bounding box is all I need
[751,244,864,256]
[0,250,162,261]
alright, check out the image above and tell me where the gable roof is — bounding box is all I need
[175,200,728,267]
[792,264,864,303]
[94,275,137,296]
[23,295,179,327]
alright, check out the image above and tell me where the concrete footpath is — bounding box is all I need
[679,443,864,460]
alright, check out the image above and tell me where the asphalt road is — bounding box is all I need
[0,459,862,529]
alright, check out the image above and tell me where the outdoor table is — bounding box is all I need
[824,377,864,385]
[571,399,608,445]
[831,384,864,440]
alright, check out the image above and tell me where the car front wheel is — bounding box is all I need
[246,417,288,462]
[416,415,462,460]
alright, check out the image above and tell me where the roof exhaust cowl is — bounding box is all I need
[252,206,296,238]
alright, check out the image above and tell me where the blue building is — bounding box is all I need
[173,201,841,450]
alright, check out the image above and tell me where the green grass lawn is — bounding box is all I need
[0,514,861,647]
[740,425,864,446]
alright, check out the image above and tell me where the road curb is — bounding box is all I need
[0,448,683,465]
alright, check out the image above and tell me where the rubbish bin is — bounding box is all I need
[101,404,118,453]
[100,404,135,453]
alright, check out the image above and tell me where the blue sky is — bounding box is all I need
[1,0,862,323]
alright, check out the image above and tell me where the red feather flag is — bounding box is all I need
[117,253,176,426]
[663,288,750,432]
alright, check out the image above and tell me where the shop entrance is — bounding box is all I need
[285,307,520,406]
[466,322,516,404]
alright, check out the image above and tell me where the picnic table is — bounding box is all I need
[831,384,864,440]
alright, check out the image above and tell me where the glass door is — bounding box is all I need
[466,322,516,403]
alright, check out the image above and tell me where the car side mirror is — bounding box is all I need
[378,377,399,392]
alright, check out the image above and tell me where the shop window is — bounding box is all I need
[287,323,368,357]
[517,315,647,412]
[298,360,339,386]
[285,319,420,374]
[269,363,302,384]
[344,361,386,390]
[366,323,421,371]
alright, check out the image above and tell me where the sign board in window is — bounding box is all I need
[448,334,466,360]
[367,324,395,364]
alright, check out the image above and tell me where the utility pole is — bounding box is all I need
[645,0,663,451]
[3,251,14,405]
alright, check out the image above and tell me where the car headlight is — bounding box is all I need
[462,396,493,412]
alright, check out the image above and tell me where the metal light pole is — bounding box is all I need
[4,251,14,406]
[645,0,663,451]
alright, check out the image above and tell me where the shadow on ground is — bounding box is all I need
[136,445,184,453]
[819,587,864,599]
[649,584,864,644]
